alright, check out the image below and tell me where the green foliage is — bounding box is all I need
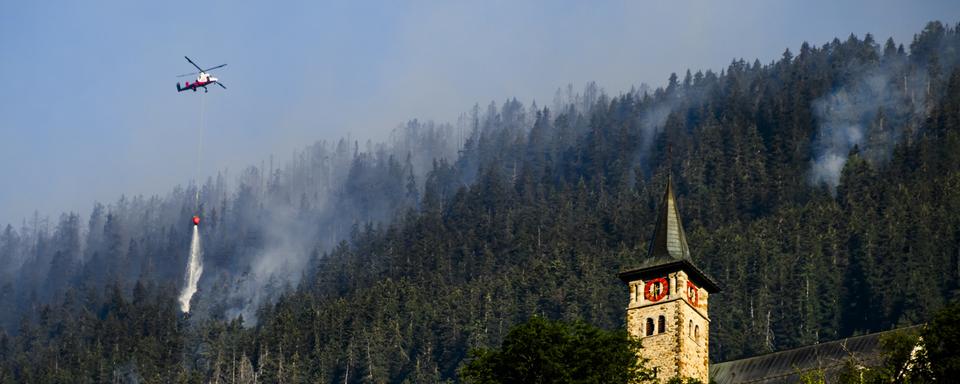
[830,303,960,384]
[876,328,923,382]
[459,316,653,384]
[919,302,960,380]
[0,281,191,383]
[665,377,705,384]
[797,369,826,384]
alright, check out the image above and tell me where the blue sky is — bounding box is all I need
[1,0,957,225]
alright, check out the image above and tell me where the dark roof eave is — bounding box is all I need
[618,259,722,293]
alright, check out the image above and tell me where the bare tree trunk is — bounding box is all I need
[344,345,352,384]
[278,344,284,384]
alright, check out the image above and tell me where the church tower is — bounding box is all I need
[619,179,720,383]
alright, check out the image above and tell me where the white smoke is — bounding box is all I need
[809,27,960,187]
[223,204,310,322]
[809,62,922,187]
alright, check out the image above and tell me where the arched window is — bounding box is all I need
[689,320,693,336]
[695,325,700,340]
[646,318,654,336]
[658,315,666,333]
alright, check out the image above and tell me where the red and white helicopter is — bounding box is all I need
[176,56,227,93]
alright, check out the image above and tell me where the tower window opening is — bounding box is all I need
[646,318,654,336]
[658,315,666,333]
[689,320,693,337]
[695,325,700,340]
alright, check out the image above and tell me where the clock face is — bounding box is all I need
[686,281,699,306]
[644,277,669,302]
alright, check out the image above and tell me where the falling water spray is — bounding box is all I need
[179,224,203,312]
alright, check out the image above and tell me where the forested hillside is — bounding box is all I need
[2,21,960,383]
[0,119,459,327]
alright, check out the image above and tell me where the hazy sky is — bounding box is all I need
[1,0,957,226]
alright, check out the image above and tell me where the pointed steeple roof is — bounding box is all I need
[648,176,691,261]
[618,175,720,293]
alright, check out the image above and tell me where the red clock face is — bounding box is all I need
[686,281,699,306]
[644,277,669,302]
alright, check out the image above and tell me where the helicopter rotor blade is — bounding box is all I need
[203,64,227,72]
[184,56,203,72]
[217,82,227,89]
[176,71,198,78]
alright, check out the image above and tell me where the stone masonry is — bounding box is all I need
[625,270,710,382]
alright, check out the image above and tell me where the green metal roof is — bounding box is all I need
[648,177,691,262]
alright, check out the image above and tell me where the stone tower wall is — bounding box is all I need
[677,298,709,381]
[625,270,710,383]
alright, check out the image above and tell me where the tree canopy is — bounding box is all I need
[460,316,653,384]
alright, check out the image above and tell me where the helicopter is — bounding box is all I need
[176,56,227,93]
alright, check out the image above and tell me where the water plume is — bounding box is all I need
[178,225,203,313]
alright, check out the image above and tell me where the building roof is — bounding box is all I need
[618,259,721,293]
[709,326,921,384]
[647,178,690,262]
[619,177,720,292]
